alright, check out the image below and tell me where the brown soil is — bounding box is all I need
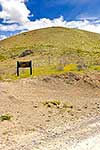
[0,73,100,150]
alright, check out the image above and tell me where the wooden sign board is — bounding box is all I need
[17,61,32,76]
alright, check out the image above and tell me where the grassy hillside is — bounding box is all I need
[1,27,100,79]
[1,27,100,59]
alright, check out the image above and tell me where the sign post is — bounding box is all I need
[17,60,32,76]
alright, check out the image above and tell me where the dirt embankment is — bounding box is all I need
[0,72,100,150]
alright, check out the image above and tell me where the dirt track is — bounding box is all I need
[0,73,100,149]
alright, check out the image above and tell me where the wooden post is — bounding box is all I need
[17,61,19,76]
[30,61,32,75]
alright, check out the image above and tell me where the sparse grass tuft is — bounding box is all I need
[50,100,61,106]
[43,100,61,108]
[0,114,12,121]
[89,65,100,71]
[63,103,73,109]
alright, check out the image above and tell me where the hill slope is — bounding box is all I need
[1,27,100,79]
[1,27,100,60]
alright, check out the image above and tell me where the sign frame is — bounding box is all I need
[17,60,32,76]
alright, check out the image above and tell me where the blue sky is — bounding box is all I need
[0,0,100,40]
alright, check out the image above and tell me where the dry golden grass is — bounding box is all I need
[1,27,100,79]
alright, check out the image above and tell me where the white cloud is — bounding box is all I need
[0,34,7,40]
[66,20,100,33]
[1,16,100,40]
[0,23,25,31]
[21,17,100,34]
[23,16,67,30]
[76,13,99,20]
[0,0,31,24]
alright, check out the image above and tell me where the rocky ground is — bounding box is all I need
[0,72,100,150]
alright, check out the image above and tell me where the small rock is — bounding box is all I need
[19,50,33,57]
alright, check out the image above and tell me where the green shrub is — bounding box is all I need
[0,114,12,121]
[0,54,6,61]
[43,100,61,108]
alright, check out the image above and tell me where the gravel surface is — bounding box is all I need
[0,74,100,149]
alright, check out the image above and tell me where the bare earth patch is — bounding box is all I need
[0,73,100,150]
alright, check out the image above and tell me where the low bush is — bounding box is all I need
[43,100,61,108]
[0,114,12,121]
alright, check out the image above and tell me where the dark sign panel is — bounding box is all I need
[18,61,31,68]
[17,61,32,76]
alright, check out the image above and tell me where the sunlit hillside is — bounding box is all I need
[1,27,100,79]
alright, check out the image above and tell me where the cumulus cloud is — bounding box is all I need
[0,23,25,31]
[0,34,7,40]
[1,16,100,34]
[0,0,31,24]
[66,20,100,33]
[24,16,67,30]
[25,17,100,33]
[0,16,66,32]
[76,13,100,20]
